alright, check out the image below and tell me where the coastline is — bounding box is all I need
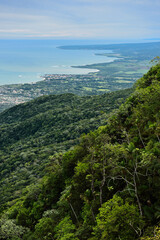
[0,40,115,86]
[0,54,118,87]
[70,55,117,75]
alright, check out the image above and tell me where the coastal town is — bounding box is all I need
[0,71,137,112]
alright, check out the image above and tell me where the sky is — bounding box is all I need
[0,0,160,40]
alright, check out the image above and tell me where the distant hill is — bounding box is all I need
[59,41,160,60]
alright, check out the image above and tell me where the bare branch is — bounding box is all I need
[129,221,142,236]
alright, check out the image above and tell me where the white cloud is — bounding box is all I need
[0,0,159,39]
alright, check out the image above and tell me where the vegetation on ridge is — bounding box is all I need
[1,64,160,239]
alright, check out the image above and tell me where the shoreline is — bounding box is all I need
[0,57,116,87]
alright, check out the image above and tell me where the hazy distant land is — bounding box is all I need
[0,41,160,112]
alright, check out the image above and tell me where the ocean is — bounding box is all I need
[0,39,114,86]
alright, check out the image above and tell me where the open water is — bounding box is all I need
[0,39,114,85]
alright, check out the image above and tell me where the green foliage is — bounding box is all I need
[1,64,160,239]
[0,89,132,206]
[0,216,30,240]
[54,216,79,240]
[33,217,55,240]
[141,226,160,240]
[136,64,160,88]
[92,195,144,240]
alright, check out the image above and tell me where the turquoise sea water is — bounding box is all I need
[0,40,114,85]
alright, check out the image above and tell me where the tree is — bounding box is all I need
[0,216,29,240]
[92,195,144,240]
[34,217,55,240]
[141,226,160,240]
[54,216,79,240]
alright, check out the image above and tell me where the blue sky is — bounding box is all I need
[0,0,160,40]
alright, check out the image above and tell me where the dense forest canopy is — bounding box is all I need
[0,63,160,239]
[0,88,132,208]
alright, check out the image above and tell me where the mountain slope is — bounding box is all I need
[0,88,132,208]
[0,64,160,239]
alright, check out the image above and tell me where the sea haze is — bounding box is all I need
[0,39,114,85]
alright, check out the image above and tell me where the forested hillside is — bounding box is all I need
[0,88,132,209]
[0,64,160,239]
